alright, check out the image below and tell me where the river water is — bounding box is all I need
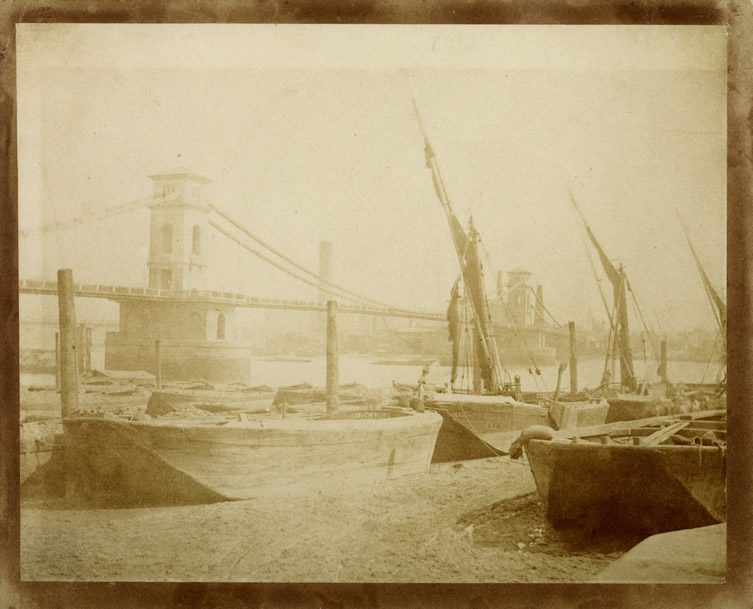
[20,353,719,394]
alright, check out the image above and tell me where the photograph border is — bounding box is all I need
[1,2,751,608]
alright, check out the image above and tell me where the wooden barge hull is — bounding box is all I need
[547,399,609,430]
[147,389,274,415]
[63,409,442,505]
[426,394,548,461]
[524,439,726,535]
[606,394,726,424]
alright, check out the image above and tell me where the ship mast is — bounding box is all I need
[414,102,503,393]
[570,194,637,391]
[680,221,726,383]
[680,222,727,348]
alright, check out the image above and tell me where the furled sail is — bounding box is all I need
[570,193,637,390]
[415,102,502,393]
[681,223,727,347]
[446,279,462,388]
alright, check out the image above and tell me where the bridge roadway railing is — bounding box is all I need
[19,279,444,322]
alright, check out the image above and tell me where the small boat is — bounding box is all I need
[545,395,610,431]
[63,406,442,505]
[273,382,372,407]
[512,409,726,536]
[424,392,549,461]
[147,382,276,416]
[259,355,312,363]
[50,269,442,507]
[373,356,437,367]
[82,368,156,387]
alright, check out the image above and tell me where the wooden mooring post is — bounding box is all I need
[568,321,578,394]
[155,339,162,390]
[57,269,79,417]
[84,326,92,374]
[54,332,61,393]
[326,300,339,414]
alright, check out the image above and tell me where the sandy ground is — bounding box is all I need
[21,454,628,583]
[20,384,630,583]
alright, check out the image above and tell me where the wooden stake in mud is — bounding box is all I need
[76,324,85,375]
[568,321,578,394]
[554,361,567,400]
[155,339,162,390]
[57,269,79,417]
[54,332,61,393]
[326,300,339,414]
[84,326,92,374]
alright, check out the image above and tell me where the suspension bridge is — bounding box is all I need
[18,169,444,322]
[18,279,443,322]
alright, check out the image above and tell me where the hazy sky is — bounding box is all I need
[17,24,726,333]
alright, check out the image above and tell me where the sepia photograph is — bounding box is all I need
[15,22,729,586]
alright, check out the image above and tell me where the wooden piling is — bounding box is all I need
[84,326,92,374]
[57,269,79,417]
[554,362,567,400]
[54,332,61,393]
[326,300,339,414]
[568,321,578,394]
[155,339,162,389]
[76,324,84,375]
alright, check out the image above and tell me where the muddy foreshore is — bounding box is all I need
[21,454,631,583]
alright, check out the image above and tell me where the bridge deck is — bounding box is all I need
[18,279,444,322]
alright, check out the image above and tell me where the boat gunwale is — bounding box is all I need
[525,437,726,453]
[62,408,443,433]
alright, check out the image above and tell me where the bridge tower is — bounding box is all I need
[147,169,211,291]
[104,169,251,382]
[506,268,534,328]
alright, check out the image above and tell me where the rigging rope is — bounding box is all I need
[209,203,409,312]
[625,276,661,363]
[475,236,545,388]
[19,193,164,238]
[524,285,563,328]
[600,303,619,388]
[209,220,384,307]
[576,222,614,330]
[495,295,548,392]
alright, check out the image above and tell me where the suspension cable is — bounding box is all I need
[209,203,408,312]
[19,193,165,238]
[209,220,388,307]
[523,285,563,328]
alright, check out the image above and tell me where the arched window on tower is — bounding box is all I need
[216,313,226,341]
[161,223,173,253]
[192,225,201,255]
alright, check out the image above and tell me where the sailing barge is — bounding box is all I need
[513,409,726,535]
[570,195,727,423]
[411,104,552,461]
